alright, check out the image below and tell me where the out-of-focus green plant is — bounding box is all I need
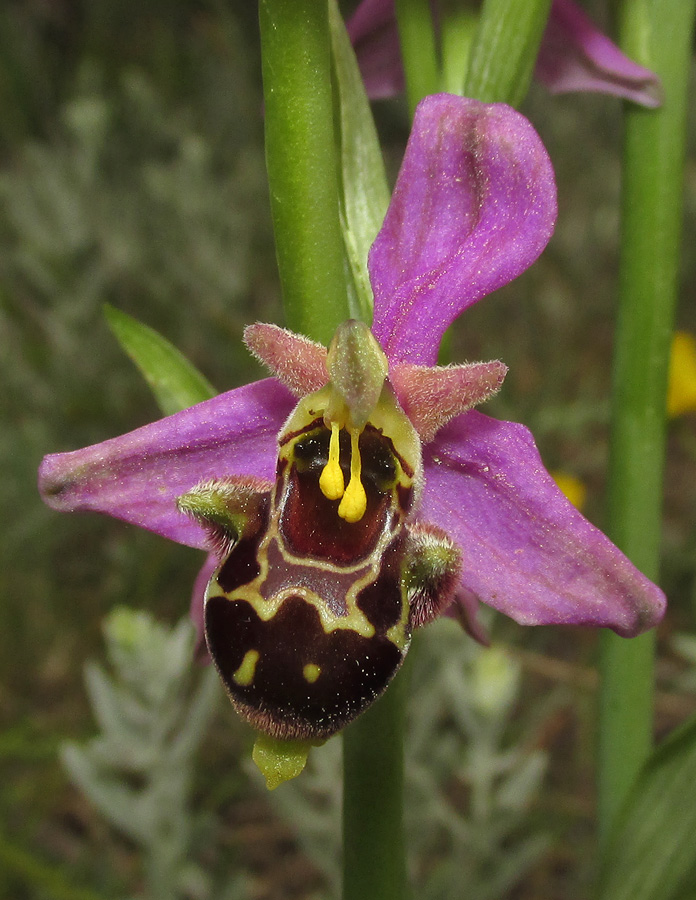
[266,618,556,900]
[61,607,244,900]
[0,56,273,726]
[407,622,552,900]
[671,634,696,695]
[262,738,343,898]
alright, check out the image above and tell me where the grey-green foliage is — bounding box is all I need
[61,607,235,900]
[0,48,272,710]
[671,633,696,694]
[265,618,553,900]
[407,621,551,900]
[0,65,267,406]
[260,736,343,899]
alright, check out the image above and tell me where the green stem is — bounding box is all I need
[463,0,552,106]
[440,4,478,96]
[342,656,410,900]
[259,0,349,342]
[394,0,440,116]
[599,0,696,850]
[259,3,408,895]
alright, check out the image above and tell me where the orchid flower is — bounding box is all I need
[39,95,665,756]
[349,0,662,107]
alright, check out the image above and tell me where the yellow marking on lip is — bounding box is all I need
[229,583,379,640]
[386,599,411,652]
[233,649,260,686]
[303,663,321,683]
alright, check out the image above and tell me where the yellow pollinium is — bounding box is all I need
[319,424,367,523]
[318,422,344,500]
[338,429,367,523]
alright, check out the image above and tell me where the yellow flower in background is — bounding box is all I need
[667,332,696,418]
[551,471,587,511]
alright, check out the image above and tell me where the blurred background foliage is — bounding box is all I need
[1,1,695,898]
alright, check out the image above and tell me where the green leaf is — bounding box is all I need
[328,0,390,325]
[598,712,696,900]
[440,5,479,96]
[463,0,552,106]
[0,826,108,900]
[394,0,441,113]
[104,304,216,416]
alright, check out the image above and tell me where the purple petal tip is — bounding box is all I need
[420,412,666,638]
[537,0,663,108]
[370,94,557,366]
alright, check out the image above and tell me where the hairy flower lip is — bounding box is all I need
[39,94,666,643]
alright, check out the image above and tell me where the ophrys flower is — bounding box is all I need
[39,95,665,762]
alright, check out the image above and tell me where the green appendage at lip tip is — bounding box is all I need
[252,733,322,790]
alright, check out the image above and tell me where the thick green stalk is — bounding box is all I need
[463,0,552,106]
[394,0,440,115]
[259,0,349,342]
[440,4,478,96]
[599,0,696,850]
[259,3,408,895]
[342,655,410,900]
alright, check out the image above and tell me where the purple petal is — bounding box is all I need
[370,95,557,366]
[39,378,294,549]
[446,589,490,647]
[419,411,666,637]
[536,0,663,107]
[244,323,328,397]
[346,0,404,100]
[390,359,507,442]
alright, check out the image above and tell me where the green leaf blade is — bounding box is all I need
[329,0,390,325]
[598,713,696,900]
[463,0,552,106]
[104,304,216,416]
